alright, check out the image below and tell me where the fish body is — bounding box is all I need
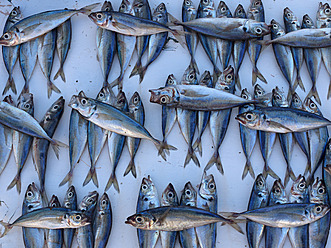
[323,139,331,206]
[47,196,63,248]
[63,186,77,248]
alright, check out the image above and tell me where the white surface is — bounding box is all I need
[0,0,330,247]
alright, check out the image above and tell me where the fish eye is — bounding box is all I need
[246,113,253,120]
[120,4,126,10]
[224,85,229,91]
[65,202,70,207]
[136,215,143,223]
[275,94,281,100]
[287,13,291,17]
[273,24,278,29]
[102,199,107,205]
[96,13,103,19]
[257,90,262,95]
[242,94,248,99]
[203,0,208,4]
[81,99,87,105]
[185,1,190,5]
[298,182,305,189]
[133,97,139,103]
[88,198,93,203]
[255,28,262,34]
[226,74,232,80]
[255,1,261,6]
[51,203,57,207]
[325,8,330,14]
[46,115,51,121]
[12,10,17,16]
[24,103,31,109]
[159,5,164,11]
[274,188,280,194]
[318,187,325,194]
[306,19,310,24]
[104,7,110,11]
[99,92,105,98]
[309,102,316,109]
[168,78,174,84]
[294,98,299,104]
[209,183,215,189]
[257,180,263,186]
[53,105,59,110]
[142,184,148,190]
[188,73,195,80]
[3,33,11,40]
[136,3,143,8]
[157,14,163,19]
[238,9,242,14]
[27,191,33,197]
[221,7,226,12]
[160,96,168,104]
[75,215,81,220]
[316,206,322,213]
[185,190,191,195]
[167,192,174,198]
[68,192,73,197]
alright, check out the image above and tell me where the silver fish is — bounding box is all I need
[63,186,77,248]
[47,195,63,248]
[323,139,331,206]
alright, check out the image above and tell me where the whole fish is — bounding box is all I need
[47,195,63,248]
[60,91,87,187]
[233,4,247,90]
[76,191,99,248]
[2,7,22,95]
[0,3,100,46]
[32,97,65,201]
[8,93,34,193]
[182,0,199,74]
[105,91,128,192]
[136,176,160,248]
[283,7,305,92]
[323,139,331,206]
[93,193,112,248]
[111,0,136,89]
[53,18,71,82]
[22,183,45,248]
[238,89,257,179]
[131,3,169,83]
[196,172,217,248]
[84,86,115,187]
[124,92,145,178]
[63,186,77,248]
[68,95,177,160]
[149,84,257,111]
[309,178,330,248]
[160,183,178,248]
[288,175,309,248]
[247,0,267,85]
[179,182,199,248]
[193,71,213,156]
[302,15,322,105]
[177,65,199,167]
[246,174,268,248]
[38,29,59,98]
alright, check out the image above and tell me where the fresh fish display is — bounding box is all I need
[63,186,77,248]
[94,193,112,248]
[46,195,63,248]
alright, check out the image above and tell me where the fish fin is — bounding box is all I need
[129,60,141,78]
[242,159,255,180]
[47,79,61,98]
[167,12,181,26]
[265,120,293,133]
[156,140,177,161]
[2,76,16,95]
[190,57,199,75]
[83,166,99,188]
[252,66,267,86]
[53,66,66,82]
[262,163,279,180]
[169,29,186,49]
[50,139,68,159]
[7,173,21,194]
[224,219,244,234]
[155,207,172,225]
[327,79,331,100]
[112,20,137,33]
[110,76,123,91]
[104,173,120,193]
[235,74,242,91]
[123,159,137,178]
[205,151,224,174]
[19,83,30,97]
[0,221,13,238]
[254,39,271,46]
[184,146,200,168]
[59,169,73,187]
[306,85,321,105]
[293,72,305,92]
[78,3,101,15]
[138,66,148,84]
[192,137,203,157]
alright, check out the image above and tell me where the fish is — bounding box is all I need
[177,65,199,167]
[136,176,160,248]
[131,3,169,83]
[8,93,34,193]
[93,193,112,248]
[323,139,331,206]
[247,0,267,86]
[160,183,178,248]
[60,91,88,187]
[2,7,22,95]
[47,195,63,248]
[238,89,257,179]
[0,3,100,46]
[124,92,145,178]
[68,95,177,160]
[246,174,268,248]
[193,71,213,156]
[283,7,305,92]
[179,182,199,248]
[105,91,128,192]
[32,97,65,201]
[63,186,77,248]
[22,183,45,248]
[288,175,309,248]
[182,0,199,74]
[84,86,115,187]
[53,18,72,82]
[96,1,116,86]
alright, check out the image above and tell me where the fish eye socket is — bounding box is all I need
[203,0,208,4]
[273,24,278,29]
[168,78,174,84]
[167,192,174,198]
[242,94,248,99]
[3,33,11,40]
[185,190,191,195]
[51,203,57,207]
[209,183,215,189]
[88,198,93,203]
[65,202,70,207]
[185,1,190,5]
[257,90,262,95]
[309,102,316,109]
[53,105,59,110]
[27,191,33,197]
[274,188,280,194]
[96,13,103,19]
[160,96,168,104]
[325,8,330,14]
[188,73,195,80]
[99,92,104,98]
[136,216,143,223]
[246,113,253,120]
[221,7,226,12]
[275,94,281,100]
[318,187,325,194]
[287,13,291,17]
[142,184,148,190]
[75,215,81,220]
[24,103,30,109]
[257,180,263,186]
[120,4,126,9]
[255,1,261,6]
[81,99,87,105]
[104,7,110,11]
[157,14,163,19]
[12,10,17,16]
[224,86,229,90]
[68,192,73,197]
[306,19,310,24]
[255,28,262,34]
[134,97,138,103]
[298,183,305,189]
[102,199,107,205]
[316,206,322,212]
[226,74,232,80]
[238,9,242,14]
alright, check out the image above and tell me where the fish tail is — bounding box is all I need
[59,169,73,187]
[287,86,294,103]
[235,73,242,91]
[190,57,200,75]
[2,76,16,95]
[47,79,61,98]
[123,159,137,178]
[0,221,13,238]
[105,173,120,193]
[78,3,101,15]
[284,165,296,187]
[184,146,200,168]
[304,160,311,176]
[205,151,224,174]
[327,79,331,100]
[50,139,68,159]
[293,72,305,92]
[192,137,203,157]
[138,66,148,84]
[19,83,30,97]
[241,159,255,180]
[129,60,141,78]
[156,140,177,161]
[169,29,186,49]
[53,66,66,82]
[7,173,22,194]
[223,219,244,234]
[110,76,123,91]
[252,66,267,86]
[306,85,321,105]
[83,166,99,188]
[262,163,279,180]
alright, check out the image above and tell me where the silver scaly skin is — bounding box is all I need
[46,195,63,248]
[63,186,77,248]
[323,139,331,207]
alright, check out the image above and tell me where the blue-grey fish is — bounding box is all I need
[131,3,169,83]
[136,176,160,248]
[265,179,288,248]
[94,193,112,248]
[247,0,267,85]
[53,18,71,82]
[105,91,128,193]
[288,175,309,248]
[8,93,34,193]
[22,183,45,248]
[233,4,247,90]
[84,86,115,187]
[206,66,235,174]
[160,183,178,248]
[63,185,77,248]
[246,174,268,248]
[179,182,199,248]
[32,97,65,202]
[309,178,330,248]
[323,139,331,206]
[193,71,213,156]
[124,92,145,178]
[182,0,199,74]
[177,65,199,167]
[302,14,322,105]
[239,89,257,180]
[60,91,87,187]
[47,195,63,248]
[77,191,99,248]
[37,29,59,98]
[283,7,305,92]
[2,7,22,95]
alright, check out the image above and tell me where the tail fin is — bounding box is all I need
[306,85,321,105]
[53,66,66,82]
[2,76,16,95]
[123,159,137,178]
[129,61,141,78]
[192,137,203,157]
[0,221,13,238]
[169,29,186,49]
[50,139,68,159]
[304,160,311,176]
[184,146,200,168]
[110,75,123,91]
[235,73,242,91]
[252,66,267,86]
[83,166,99,188]
[138,66,148,84]
[241,159,255,180]
[284,164,296,187]
[222,219,244,234]
[293,71,305,92]
[41,188,48,206]
[59,169,73,187]
[19,82,30,97]
[156,140,177,161]
[262,163,279,180]
[190,57,199,75]
[47,79,61,98]
[78,3,101,15]
[205,151,224,174]
[105,173,120,193]
[7,173,22,194]
[327,79,331,100]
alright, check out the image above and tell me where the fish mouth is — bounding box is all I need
[149,90,158,103]
[68,95,78,108]
[235,116,246,125]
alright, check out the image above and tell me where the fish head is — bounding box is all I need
[308,204,330,221]
[165,74,178,87]
[101,1,113,11]
[310,178,328,203]
[133,0,150,16]
[302,14,315,28]
[161,183,178,206]
[129,91,143,113]
[253,174,268,200]
[317,2,331,22]
[24,183,42,210]
[270,179,287,203]
[96,85,115,104]
[270,19,285,38]
[79,191,99,214]
[69,95,97,118]
[303,97,321,115]
[235,110,261,128]
[272,86,288,107]
[17,93,34,115]
[78,90,86,97]
[199,71,212,87]
[98,193,111,212]
[119,0,134,14]
[125,212,156,230]
[0,30,20,46]
[290,175,308,203]
[214,67,234,92]
[9,7,22,23]
[149,87,179,106]
[199,0,215,11]
[49,195,61,208]
[182,64,197,85]
[43,96,65,124]
[290,92,302,109]
[180,181,197,206]
[247,21,270,37]
[64,185,77,209]
[248,0,264,19]
[198,172,216,201]
[283,7,298,24]
[89,11,111,29]
[139,176,158,202]
[234,4,246,18]
[217,1,231,17]
[115,90,128,111]
[241,88,252,100]
[66,211,91,228]
[182,0,197,16]
[254,84,265,98]
[3,95,14,105]
[153,3,167,23]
